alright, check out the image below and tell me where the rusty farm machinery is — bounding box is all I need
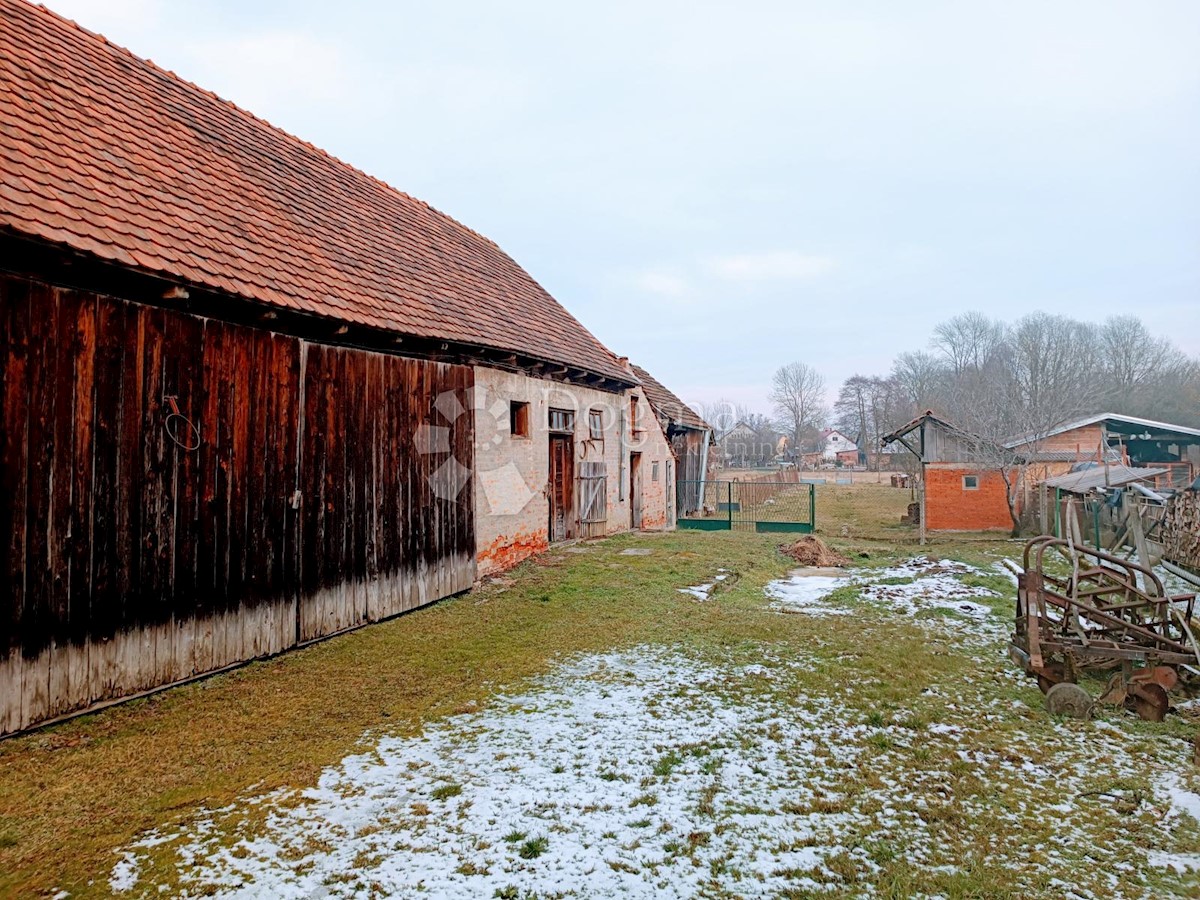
[1012,535,1200,721]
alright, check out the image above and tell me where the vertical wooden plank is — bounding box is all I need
[139,305,171,694]
[251,331,278,657]
[88,293,127,704]
[194,319,222,674]
[214,322,235,668]
[227,326,252,665]
[0,276,31,733]
[67,321,96,709]
[299,342,325,640]
[64,291,96,711]
[287,339,306,650]
[45,289,80,716]
[275,334,300,653]
[21,282,57,728]
[168,310,203,681]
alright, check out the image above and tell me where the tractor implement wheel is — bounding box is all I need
[1045,682,1093,720]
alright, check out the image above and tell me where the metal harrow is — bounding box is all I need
[1011,536,1199,721]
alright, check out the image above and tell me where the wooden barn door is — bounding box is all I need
[549,435,574,542]
[578,461,607,538]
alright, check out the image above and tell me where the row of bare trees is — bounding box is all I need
[699,312,1200,470]
[856,312,1200,454]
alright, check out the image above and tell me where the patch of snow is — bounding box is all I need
[1160,774,1200,826]
[764,574,852,615]
[1148,850,1200,873]
[108,853,139,893]
[677,583,714,601]
[994,560,1020,586]
[764,557,1002,634]
[111,646,883,898]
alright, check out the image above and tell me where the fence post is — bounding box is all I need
[727,481,733,528]
[809,483,815,530]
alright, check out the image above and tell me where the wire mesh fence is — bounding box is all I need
[677,480,814,532]
[677,472,920,539]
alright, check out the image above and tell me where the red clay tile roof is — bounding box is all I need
[0,0,633,384]
[629,364,710,432]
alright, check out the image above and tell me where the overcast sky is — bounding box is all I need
[45,0,1200,413]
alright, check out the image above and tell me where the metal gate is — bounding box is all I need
[677,480,815,532]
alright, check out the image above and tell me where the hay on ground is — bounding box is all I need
[778,536,850,567]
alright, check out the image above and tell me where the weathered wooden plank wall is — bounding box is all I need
[0,273,476,735]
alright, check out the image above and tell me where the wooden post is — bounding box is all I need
[1128,496,1158,596]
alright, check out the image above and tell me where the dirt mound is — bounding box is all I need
[779,536,850,567]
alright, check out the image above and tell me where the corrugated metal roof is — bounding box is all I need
[1005,414,1200,448]
[1042,466,1167,493]
[0,0,633,384]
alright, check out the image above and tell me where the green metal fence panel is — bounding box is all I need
[676,480,815,532]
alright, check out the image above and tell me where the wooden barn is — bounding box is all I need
[0,0,637,735]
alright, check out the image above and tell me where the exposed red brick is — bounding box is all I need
[925,465,1012,532]
[478,530,550,578]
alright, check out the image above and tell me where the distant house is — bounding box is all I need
[719,422,782,469]
[821,429,859,465]
[630,365,713,518]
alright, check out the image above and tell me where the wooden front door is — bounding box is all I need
[629,452,643,530]
[549,435,574,542]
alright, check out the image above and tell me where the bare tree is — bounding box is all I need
[932,311,1007,375]
[769,362,827,453]
[697,398,738,438]
[890,351,945,417]
[1006,312,1101,435]
[1099,315,1191,415]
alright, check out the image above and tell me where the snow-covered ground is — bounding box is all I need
[766,557,1005,640]
[103,557,1200,899]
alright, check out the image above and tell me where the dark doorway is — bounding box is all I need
[549,434,575,542]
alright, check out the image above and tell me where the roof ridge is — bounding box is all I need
[27,0,502,250]
[7,0,633,382]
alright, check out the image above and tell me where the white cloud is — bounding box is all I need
[632,270,688,299]
[706,251,836,281]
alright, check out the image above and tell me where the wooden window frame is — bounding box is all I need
[509,400,531,439]
[548,407,575,435]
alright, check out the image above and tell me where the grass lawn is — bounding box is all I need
[2,528,1199,897]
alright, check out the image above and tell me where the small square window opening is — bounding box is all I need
[962,475,979,490]
[509,401,530,438]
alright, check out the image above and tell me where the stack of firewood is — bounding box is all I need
[1161,487,1200,572]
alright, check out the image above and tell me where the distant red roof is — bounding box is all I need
[0,0,632,383]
